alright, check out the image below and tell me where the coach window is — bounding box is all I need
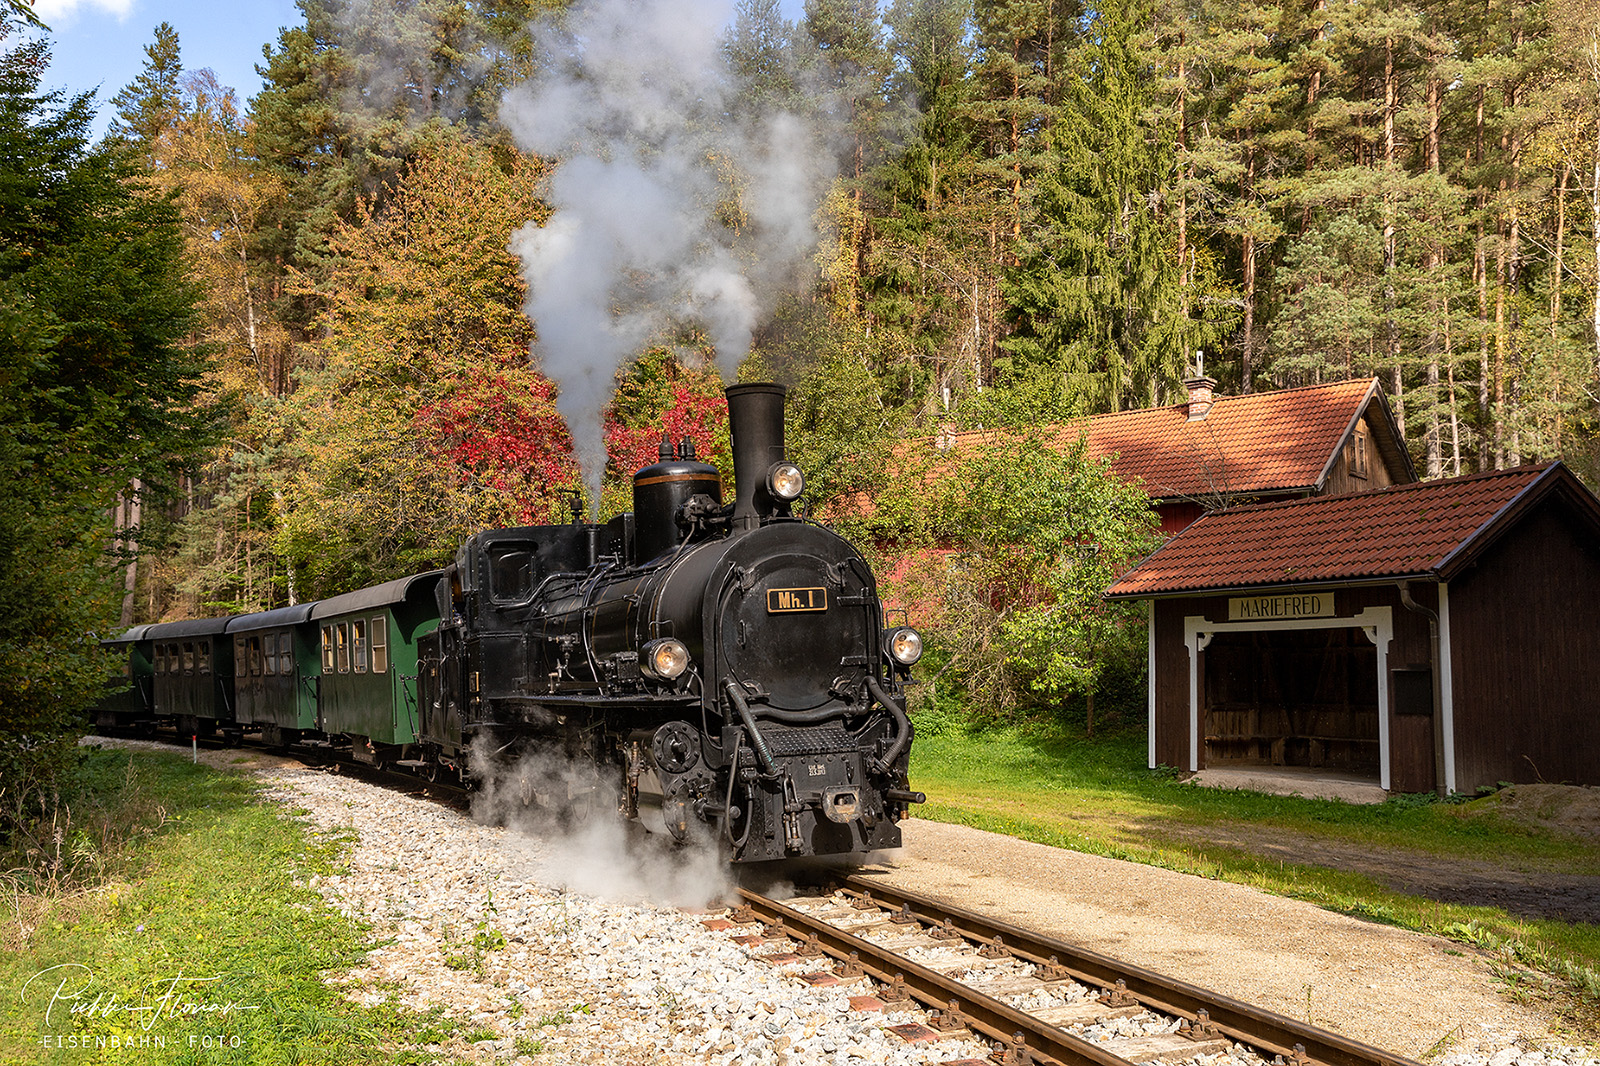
[262,635,276,676]
[371,618,389,674]
[249,636,263,676]
[234,637,248,677]
[320,625,335,674]
[182,642,195,674]
[199,641,211,675]
[352,619,368,673]
[336,623,350,673]
[278,633,295,675]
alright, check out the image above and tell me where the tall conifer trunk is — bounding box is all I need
[1423,45,1443,477]
[1383,36,1403,441]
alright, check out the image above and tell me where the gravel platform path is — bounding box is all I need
[94,742,1595,1066]
[852,820,1582,1063]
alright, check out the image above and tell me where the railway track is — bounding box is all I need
[709,878,1428,1066]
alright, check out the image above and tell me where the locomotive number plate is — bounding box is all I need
[767,587,827,613]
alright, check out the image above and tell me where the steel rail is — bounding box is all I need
[835,875,1427,1066]
[737,887,1133,1066]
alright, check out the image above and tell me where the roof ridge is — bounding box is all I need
[911,377,1382,442]
[1194,461,1555,516]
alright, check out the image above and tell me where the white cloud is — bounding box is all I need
[33,0,138,24]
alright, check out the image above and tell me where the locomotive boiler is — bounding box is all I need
[417,383,925,862]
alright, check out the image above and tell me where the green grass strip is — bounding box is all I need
[0,749,463,1066]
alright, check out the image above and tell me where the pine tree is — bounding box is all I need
[108,21,183,164]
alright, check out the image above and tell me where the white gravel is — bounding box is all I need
[87,741,1600,1066]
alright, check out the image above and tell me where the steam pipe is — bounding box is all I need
[747,704,852,724]
[723,677,778,776]
[866,676,913,775]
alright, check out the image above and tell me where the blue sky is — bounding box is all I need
[23,0,813,136]
[23,0,301,131]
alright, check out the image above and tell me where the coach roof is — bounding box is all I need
[310,571,443,620]
[226,604,316,632]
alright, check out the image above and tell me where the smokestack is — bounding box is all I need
[726,383,786,531]
[1184,376,1219,421]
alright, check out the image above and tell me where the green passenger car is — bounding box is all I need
[227,604,319,746]
[145,616,237,736]
[310,571,442,764]
[93,624,155,730]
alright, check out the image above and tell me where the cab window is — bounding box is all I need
[490,548,534,604]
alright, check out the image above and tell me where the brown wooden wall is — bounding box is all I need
[1152,597,1202,769]
[1321,414,1407,497]
[1446,499,1600,791]
[1341,585,1438,794]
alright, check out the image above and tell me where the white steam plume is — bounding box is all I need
[470,738,733,908]
[331,0,495,131]
[502,0,838,509]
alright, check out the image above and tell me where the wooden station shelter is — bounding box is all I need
[1106,462,1600,795]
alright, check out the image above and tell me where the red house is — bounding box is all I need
[930,377,1416,535]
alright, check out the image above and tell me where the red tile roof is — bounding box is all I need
[936,378,1392,501]
[1105,464,1575,598]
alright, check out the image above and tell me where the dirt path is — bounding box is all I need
[1147,821,1600,926]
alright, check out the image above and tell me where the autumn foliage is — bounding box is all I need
[415,368,579,527]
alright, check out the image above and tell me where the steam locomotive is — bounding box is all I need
[96,383,925,863]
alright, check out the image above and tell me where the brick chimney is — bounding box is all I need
[1183,376,1218,421]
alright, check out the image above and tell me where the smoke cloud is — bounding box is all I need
[470,738,733,909]
[501,0,838,508]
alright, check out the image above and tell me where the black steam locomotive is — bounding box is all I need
[98,383,925,863]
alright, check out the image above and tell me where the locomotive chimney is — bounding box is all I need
[726,382,787,531]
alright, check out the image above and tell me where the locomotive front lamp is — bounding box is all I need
[766,462,805,501]
[883,626,923,667]
[641,638,691,681]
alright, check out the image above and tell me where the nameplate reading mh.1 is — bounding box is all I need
[767,587,827,613]
[1228,594,1335,621]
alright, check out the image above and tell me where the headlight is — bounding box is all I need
[766,461,805,501]
[641,638,690,681]
[883,627,923,666]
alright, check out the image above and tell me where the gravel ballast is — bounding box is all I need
[93,742,1596,1066]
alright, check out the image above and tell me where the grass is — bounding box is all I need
[0,747,475,1065]
[908,719,1600,1036]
